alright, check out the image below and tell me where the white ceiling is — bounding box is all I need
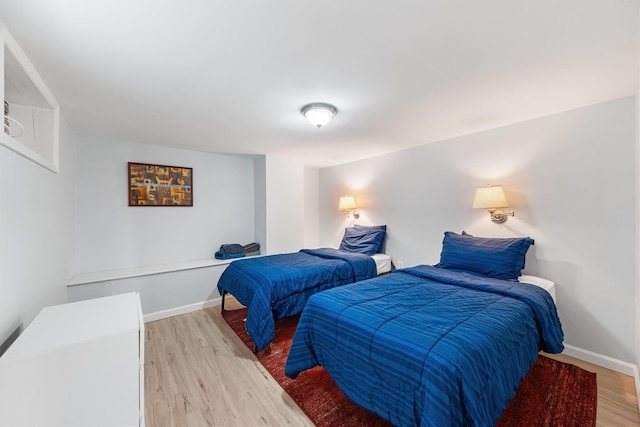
[0,1,637,168]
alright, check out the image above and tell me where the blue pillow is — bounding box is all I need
[354,224,387,253]
[461,231,534,270]
[436,231,534,280]
[339,225,387,255]
[354,224,387,232]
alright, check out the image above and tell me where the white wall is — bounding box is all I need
[320,96,637,365]
[304,166,320,248]
[0,116,75,349]
[636,88,640,399]
[69,141,314,318]
[263,155,304,254]
[253,156,313,253]
[254,156,267,252]
[74,137,255,273]
[69,137,256,316]
[67,265,227,318]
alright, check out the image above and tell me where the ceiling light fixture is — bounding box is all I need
[301,103,338,128]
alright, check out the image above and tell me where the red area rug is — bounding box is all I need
[223,308,597,427]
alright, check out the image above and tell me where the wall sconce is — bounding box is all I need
[339,195,360,219]
[472,185,514,223]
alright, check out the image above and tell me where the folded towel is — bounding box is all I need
[221,244,245,254]
[243,242,260,253]
[215,243,246,260]
[215,250,246,260]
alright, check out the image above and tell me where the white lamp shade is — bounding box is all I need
[339,195,357,211]
[473,185,509,209]
[305,109,333,127]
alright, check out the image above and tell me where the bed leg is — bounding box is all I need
[253,344,258,353]
[221,289,227,312]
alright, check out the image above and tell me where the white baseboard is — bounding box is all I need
[562,343,638,377]
[143,296,222,323]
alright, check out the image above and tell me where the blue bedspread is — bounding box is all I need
[217,248,377,350]
[285,265,564,427]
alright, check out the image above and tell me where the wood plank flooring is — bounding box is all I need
[144,302,312,426]
[145,301,640,426]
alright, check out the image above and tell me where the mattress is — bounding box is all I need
[372,253,392,274]
[518,275,556,303]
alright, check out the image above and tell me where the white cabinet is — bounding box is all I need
[0,293,145,426]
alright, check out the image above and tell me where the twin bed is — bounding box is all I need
[218,229,564,426]
[217,225,389,350]
[284,231,563,427]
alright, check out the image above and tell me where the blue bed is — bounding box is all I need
[285,265,564,427]
[217,248,377,351]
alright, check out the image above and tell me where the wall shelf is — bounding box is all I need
[67,256,262,287]
[1,24,59,173]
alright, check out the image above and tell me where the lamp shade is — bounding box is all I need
[339,195,357,211]
[301,103,337,128]
[473,185,509,209]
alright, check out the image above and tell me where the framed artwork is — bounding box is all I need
[128,162,193,206]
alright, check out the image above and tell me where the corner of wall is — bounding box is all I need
[635,88,640,411]
[253,156,267,253]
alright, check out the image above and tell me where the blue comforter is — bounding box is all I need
[217,248,377,350]
[285,265,564,427]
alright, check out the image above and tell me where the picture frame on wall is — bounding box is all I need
[128,162,193,206]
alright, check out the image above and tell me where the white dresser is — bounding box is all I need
[0,293,145,426]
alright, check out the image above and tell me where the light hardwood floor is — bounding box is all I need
[145,301,640,426]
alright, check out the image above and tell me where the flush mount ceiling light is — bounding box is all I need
[300,103,338,128]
